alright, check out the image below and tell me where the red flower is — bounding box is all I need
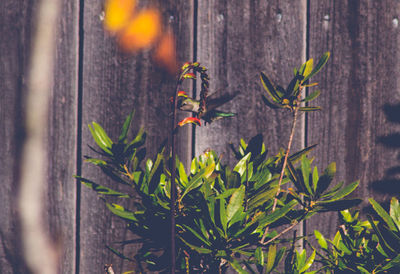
[183,73,196,79]
[178,117,201,127]
[177,91,188,97]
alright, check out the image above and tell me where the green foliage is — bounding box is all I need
[75,53,397,273]
[286,156,361,216]
[313,199,400,273]
[260,52,330,111]
[78,111,360,273]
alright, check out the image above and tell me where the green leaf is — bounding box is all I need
[265,244,276,272]
[299,250,315,273]
[286,160,304,194]
[88,122,113,155]
[226,185,245,223]
[125,128,146,153]
[106,246,135,262]
[233,218,259,238]
[261,94,283,109]
[367,215,396,254]
[319,181,359,203]
[274,247,286,271]
[258,200,298,227]
[296,249,306,269]
[260,72,281,102]
[390,197,400,230]
[312,166,319,192]
[118,110,134,143]
[299,106,321,112]
[314,230,328,249]
[382,253,400,270]
[369,198,398,232]
[316,162,336,196]
[180,162,215,201]
[181,224,211,247]
[77,177,130,198]
[302,90,321,103]
[286,75,302,96]
[84,158,107,166]
[356,266,370,274]
[179,236,212,254]
[247,184,278,211]
[229,259,247,274]
[289,144,317,163]
[234,153,251,176]
[106,203,137,221]
[255,246,264,267]
[219,198,228,234]
[320,181,344,199]
[147,153,164,194]
[178,160,189,187]
[197,218,209,243]
[303,51,330,82]
[302,58,314,78]
[316,199,362,212]
[340,210,353,223]
[216,188,237,200]
[190,157,198,174]
[301,156,313,196]
[228,207,246,228]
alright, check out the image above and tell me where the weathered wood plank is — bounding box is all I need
[0,0,79,273]
[1,1,35,273]
[307,0,400,242]
[196,0,307,166]
[79,1,193,273]
[44,0,80,273]
[196,1,307,271]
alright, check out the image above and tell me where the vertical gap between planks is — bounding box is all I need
[299,0,310,250]
[302,0,311,250]
[191,0,198,160]
[75,0,85,272]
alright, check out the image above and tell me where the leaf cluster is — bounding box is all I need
[313,198,400,273]
[78,113,360,273]
[260,52,330,111]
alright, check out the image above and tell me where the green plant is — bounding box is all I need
[313,198,400,273]
[77,54,366,273]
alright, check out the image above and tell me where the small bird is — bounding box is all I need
[177,90,238,124]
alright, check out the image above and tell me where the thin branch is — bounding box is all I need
[261,92,302,244]
[170,77,181,273]
[261,220,299,246]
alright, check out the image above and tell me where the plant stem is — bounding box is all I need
[170,78,181,274]
[262,220,299,246]
[261,94,301,244]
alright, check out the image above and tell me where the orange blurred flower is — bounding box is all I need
[104,0,136,33]
[118,8,162,52]
[153,30,178,74]
[103,0,177,74]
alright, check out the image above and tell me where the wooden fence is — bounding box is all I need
[1,0,400,273]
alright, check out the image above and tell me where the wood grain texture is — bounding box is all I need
[79,1,193,273]
[0,0,34,272]
[195,0,307,165]
[307,0,400,241]
[196,1,307,271]
[44,0,79,272]
[1,0,78,272]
